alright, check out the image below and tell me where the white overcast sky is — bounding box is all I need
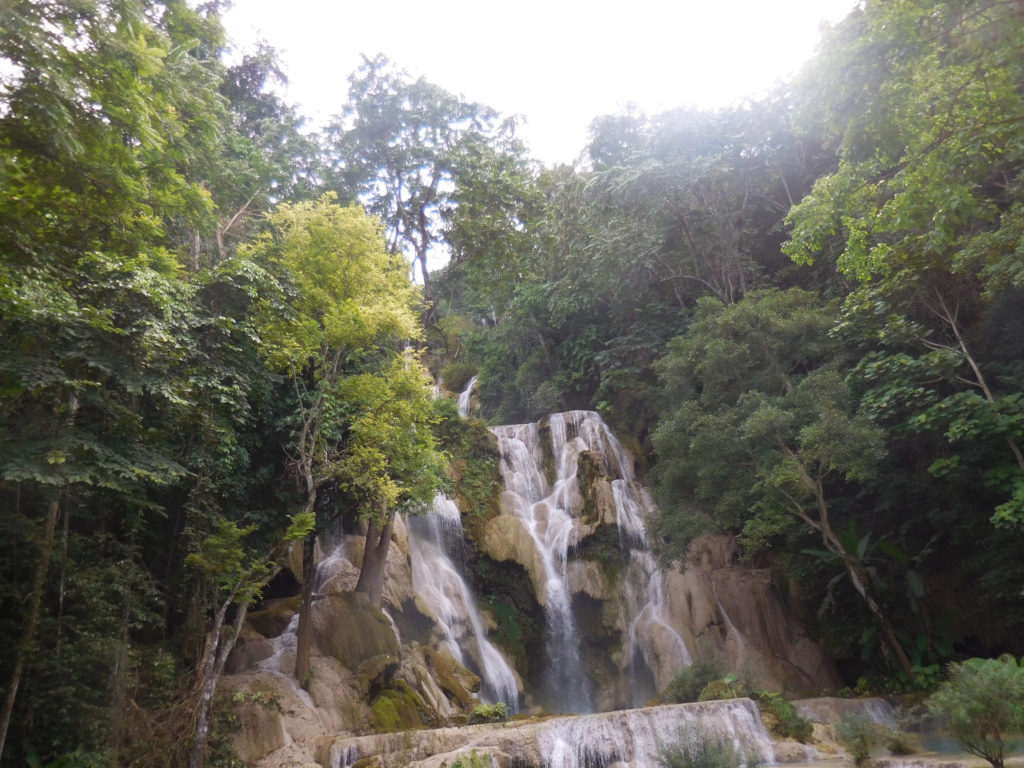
[222,0,858,166]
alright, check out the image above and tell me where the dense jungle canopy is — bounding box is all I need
[1,0,1023,765]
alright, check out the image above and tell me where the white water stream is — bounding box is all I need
[491,410,691,712]
[407,493,521,712]
[458,375,478,417]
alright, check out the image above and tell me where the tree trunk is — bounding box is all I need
[354,506,394,608]
[0,391,77,763]
[187,594,251,768]
[0,494,62,762]
[294,531,317,687]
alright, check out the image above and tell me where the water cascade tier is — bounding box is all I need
[490,410,690,712]
[328,698,776,768]
[407,494,521,712]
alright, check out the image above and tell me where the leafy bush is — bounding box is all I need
[469,702,506,724]
[658,660,725,704]
[884,728,919,756]
[836,714,884,765]
[450,749,492,768]
[441,361,477,393]
[927,656,1024,768]
[754,692,812,742]
[658,724,750,768]
[698,674,750,702]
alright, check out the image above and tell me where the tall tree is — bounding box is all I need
[652,290,913,676]
[246,194,424,683]
[325,54,510,318]
[785,0,1024,525]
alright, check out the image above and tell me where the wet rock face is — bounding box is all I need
[664,535,842,693]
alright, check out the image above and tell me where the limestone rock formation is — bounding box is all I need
[664,535,842,693]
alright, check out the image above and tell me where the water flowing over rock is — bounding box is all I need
[490,411,689,711]
[325,699,776,768]
[458,375,478,417]
[407,493,522,711]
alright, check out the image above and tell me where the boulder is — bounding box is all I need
[225,623,274,674]
[665,535,841,694]
[248,596,300,638]
[312,591,400,671]
[477,510,546,606]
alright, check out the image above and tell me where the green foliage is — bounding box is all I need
[441,362,478,394]
[468,702,506,724]
[753,692,812,742]
[698,674,750,703]
[449,749,493,768]
[657,660,725,704]
[836,714,884,765]
[658,724,751,768]
[927,656,1024,768]
[481,598,529,665]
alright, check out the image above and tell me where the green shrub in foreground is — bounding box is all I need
[837,713,884,765]
[754,692,812,742]
[927,655,1024,768]
[451,749,492,768]
[659,660,725,704]
[468,702,506,724]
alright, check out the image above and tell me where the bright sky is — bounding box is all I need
[223,0,857,166]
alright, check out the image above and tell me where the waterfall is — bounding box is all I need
[407,494,521,712]
[458,375,478,417]
[491,417,593,713]
[491,410,690,711]
[537,699,775,768]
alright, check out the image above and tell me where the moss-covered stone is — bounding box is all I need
[538,417,555,488]
[424,647,480,709]
[248,596,300,638]
[576,450,604,525]
[368,680,432,733]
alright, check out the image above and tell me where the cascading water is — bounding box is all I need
[407,493,521,712]
[491,417,593,712]
[491,410,690,711]
[458,375,478,417]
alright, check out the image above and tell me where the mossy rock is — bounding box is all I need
[576,451,607,525]
[313,592,400,670]
[424,646,480,709]
[369,680,432,733]
[248,596,300,638]
[698,678,748,702]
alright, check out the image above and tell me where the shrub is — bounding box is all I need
[450,749,492,768]
[698,674,750,702]
[837,713,884,765]
[659,660,725,704]
[754,692,812,742]
[441,361,477,393]
[884,728,919,756]
[926,655,1024,768]
[468,702,506,724]
[658,724,751,768]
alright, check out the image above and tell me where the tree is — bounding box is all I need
[651,290,913,676]
[0,0,231,758]
[927,656,1024,768]
[338,356,448,605]
[784,0,1024,525]
[325,54,510,318]
[246,194,423,683]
